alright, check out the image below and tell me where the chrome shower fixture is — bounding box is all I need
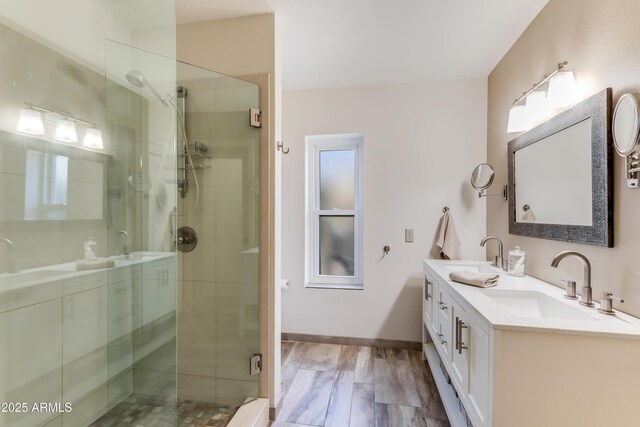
[125,70,170,107]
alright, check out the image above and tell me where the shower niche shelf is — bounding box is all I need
[177,152,212,170]
[177,141,212,170]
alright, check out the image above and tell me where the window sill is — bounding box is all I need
[305,282,363,290]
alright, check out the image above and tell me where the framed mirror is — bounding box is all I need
[507,88,613,247]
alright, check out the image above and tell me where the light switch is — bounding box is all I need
[405,228,414,243]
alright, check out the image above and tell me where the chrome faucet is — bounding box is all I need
[550,251,594,307]
[480,236,505,270]
[118,230,130,256]
[0,237,14,274]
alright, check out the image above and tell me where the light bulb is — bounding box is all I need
[16,107,45,135]
[525,91,549,123]
[54,118,78,143]
[507,105,531,133]
[83,127,104,149]
[547,71,577,109]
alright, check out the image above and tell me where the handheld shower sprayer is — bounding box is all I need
[125,70,171,107]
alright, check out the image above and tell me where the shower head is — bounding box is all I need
[125,69,170,107]
[125,70,146,88]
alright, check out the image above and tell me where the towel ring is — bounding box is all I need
[443,206,450,213]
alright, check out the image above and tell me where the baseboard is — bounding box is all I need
[269,392,283,421]
[281,333,421,351]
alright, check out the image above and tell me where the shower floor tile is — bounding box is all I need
[89,395,236,427]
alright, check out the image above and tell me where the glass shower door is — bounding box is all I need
[175,60,261,416]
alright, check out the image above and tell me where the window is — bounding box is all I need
[305,133,363,289]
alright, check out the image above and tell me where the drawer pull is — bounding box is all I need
[456,318,469,354]
[438,301,448,311]
[437,333,447,345]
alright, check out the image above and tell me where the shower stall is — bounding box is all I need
[0,9,261,426]
[96,42,262,425]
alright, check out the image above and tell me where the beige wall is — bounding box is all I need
[282,78,488,342]
[488,0,640,316]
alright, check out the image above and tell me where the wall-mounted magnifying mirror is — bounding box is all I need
[613,93,640,188]
[471,163,506,199]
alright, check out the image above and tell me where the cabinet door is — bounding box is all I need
[424,275,437,333]
[467,315,490,427]
[450,299,469,391]
[436,287,452,359]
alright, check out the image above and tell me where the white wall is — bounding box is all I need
[282,79,488,342]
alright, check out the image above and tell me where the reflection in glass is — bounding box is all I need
[319,215,355,276]
[25,151,68,220]
[319,149,355,210]
[23,149,104,221]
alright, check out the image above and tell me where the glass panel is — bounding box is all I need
[0,1,176,426]
[319,149,355,210]
[104,39,178,426]
[319,215,355,276]
[175,59,261,412]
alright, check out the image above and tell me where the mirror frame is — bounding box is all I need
[507,88,613,247]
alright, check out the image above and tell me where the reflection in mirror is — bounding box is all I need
[515,118,592,225]
[471,163,495,190]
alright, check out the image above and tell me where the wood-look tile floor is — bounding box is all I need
[273,341,451,427]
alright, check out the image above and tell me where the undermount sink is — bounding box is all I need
[480,289,599,321]
[0,269,61,286]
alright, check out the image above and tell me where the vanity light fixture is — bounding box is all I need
[54,118,78,143]
[16,107,45,135]
[547,70,577,108]
[17,103,104,150]
[82,127,104,149]
[525,91,549,123]
[506,105,530,133]
[507,61,578,133]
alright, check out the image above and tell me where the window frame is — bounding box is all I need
[305,133,363,289]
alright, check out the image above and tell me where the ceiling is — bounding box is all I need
[176,0,549,91]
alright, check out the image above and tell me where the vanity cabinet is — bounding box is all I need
[423,259,640,427]
[424,268,490,427]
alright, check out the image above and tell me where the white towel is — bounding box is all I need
[449,271,499,288]
[522,209,537,222]
[436,211,461,260]
[76,258,115,271]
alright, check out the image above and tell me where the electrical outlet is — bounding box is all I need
[405,228,414,243]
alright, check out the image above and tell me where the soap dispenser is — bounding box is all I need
[507,246,526,277]
[84,237,97,260]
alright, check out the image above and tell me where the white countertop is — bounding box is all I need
[424,259,640,339]
[0,251,175,292]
